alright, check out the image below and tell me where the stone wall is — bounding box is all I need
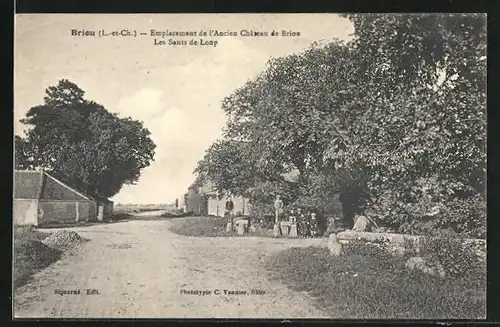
[38,200,97,224]
[13,199,38,226]
[336,230,486,261]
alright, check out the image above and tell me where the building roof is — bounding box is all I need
[14,170,43,199]
[14,170,94,201]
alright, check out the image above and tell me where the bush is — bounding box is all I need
[439,194,486,239]
[342,239,393,261]
[366,178,486,239]
[403,237,419,258]
[418,230,484,279]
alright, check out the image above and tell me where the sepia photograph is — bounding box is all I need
[13,13,486,319]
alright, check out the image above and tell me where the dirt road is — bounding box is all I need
[14,218,330,318]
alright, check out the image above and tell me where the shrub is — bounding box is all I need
[439,194,486,239]
[418,230,484,279]
[342,239,393,261]
[213,217,228,228]
[365,177,486,239]
[403,237,419,258]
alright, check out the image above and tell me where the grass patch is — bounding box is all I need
[161,212,192,218]
[110,213,134,220]
[169,216,275,237]
[14,225,51,242]
[169,217,233,237]
[13,226,60,288]
[265,246,486,319]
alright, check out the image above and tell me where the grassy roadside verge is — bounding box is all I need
[14,223,93,289]
[13,226,58,288]
[169,216,234,237]
[265,246,486,319]
[169,216,276,237]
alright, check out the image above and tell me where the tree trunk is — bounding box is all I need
[339,190,357,228]
[340,199,355,228]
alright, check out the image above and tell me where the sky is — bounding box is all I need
[14,14,354,204]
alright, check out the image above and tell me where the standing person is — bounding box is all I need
[303,210,311,237]
[274,195,284,223]
[297,208,306,237]
[310,212,319,237]
[225,197,235,225]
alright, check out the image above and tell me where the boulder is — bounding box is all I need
[235,219,249,235]
[405,256,446,278]
[288,223,298,238]
[280,224,290,236]
[236,223,247,235]
[328,233,343,256]
[352,215,372,232]
[325,219,337,236]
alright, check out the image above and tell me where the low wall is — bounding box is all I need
[38,200,96,225]
[336,230,486,261]
[79,201,97,221]
[13,199,38,226]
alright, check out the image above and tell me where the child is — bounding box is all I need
[289,209,296,223]
[298,209,309,237]
[310,212,319,237]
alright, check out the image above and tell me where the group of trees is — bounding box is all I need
[195,14,486,238]
[15,79,156,201]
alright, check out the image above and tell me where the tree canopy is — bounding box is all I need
[15,79,156,200]
[195,14,486,237]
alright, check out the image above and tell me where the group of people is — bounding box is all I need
[274,195,320,237]
[222,195,321,237]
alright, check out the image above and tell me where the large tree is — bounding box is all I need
[195,14,486,237]
[15,79,156,200]
[329,14,487,236]
[196,41,353,221]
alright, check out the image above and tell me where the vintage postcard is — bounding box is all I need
[13,13,486,319]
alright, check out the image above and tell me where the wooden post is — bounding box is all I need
[75,201,80,222]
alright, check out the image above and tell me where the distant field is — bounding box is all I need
[114,204,175,214]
